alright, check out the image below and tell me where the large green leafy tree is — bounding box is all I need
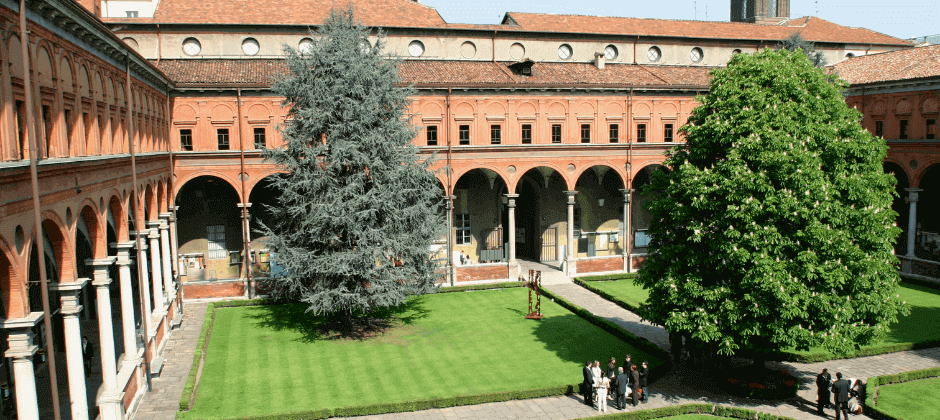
[637,49,908,359]
[261,9,445,327]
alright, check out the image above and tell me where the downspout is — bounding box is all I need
[626,87,634,272]
[446,87,454,286]
[492,30,497,63]
[156,24,162,65]
[633,36,639,64]
[21,1,63,418]
[165,85,177,306]
[126,53,152,391]
[236,88,252,298]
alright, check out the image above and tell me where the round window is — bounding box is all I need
[731,49,742,55]
[558,44,572,60]
[182,37,201,56]
[509,42,526,60]
[690,47,704,63]
[298,38,314,53]
[460,41,476,59]
[408,40,425,57]
[845,52,856,59]
[647,46,661,62]
[242,38,260,56]
[604,45,618,60]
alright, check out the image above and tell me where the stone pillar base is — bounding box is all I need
[96,391,125,420]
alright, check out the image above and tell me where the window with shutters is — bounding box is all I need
[207,225,227,260]
[455,214,471,245]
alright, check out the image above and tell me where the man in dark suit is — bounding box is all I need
[623,354,634,375]
[629,364,640,407]
[82,336,94,376]
[831,372,851,420]
[614,367,629,410]
[639,361,650,403]
[816,368,832,414]
[582,360,594,406]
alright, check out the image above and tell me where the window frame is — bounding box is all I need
[206,225,227,260]
[551,124,562,144]
[253,127,266,149]
[609,124,619,143]
[521,124,532,144]
[926,119,936,139]
[455,214,472,245]
[637,123,647,143]
[875,120,884,138]
[664,123,674,142]
[899,119,909,139]
[426,125,438,146]
[490,124,502,144]
[217,128,230,150]
[180,128,193,151]
[580,124,591,144]
[458,124,470,145]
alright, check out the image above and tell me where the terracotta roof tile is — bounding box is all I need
[831,44,940,85]
[154,58,714,88]
[137,0,445,27]
[503,12,910,47]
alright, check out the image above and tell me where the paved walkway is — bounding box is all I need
[144,280,940,420]
[131,302,208,420]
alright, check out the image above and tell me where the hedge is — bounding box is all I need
[577,403,797,420]
[437,281,526,293]
[576,272,640,282]
[574,277,940,364]
[863,366,940,420]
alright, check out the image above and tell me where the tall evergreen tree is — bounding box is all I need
[779,32,827,67]
[260,9,445,328]
[637,49,908,359]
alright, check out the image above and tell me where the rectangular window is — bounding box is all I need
[126,11,138,17]
[64,109,73,152]
[580,124,591,143]
[206,225,227,260]
[42,106,52,156]
[875,121,884,138]
[521,124,532,144]
[664,123,674,142]
[609,124,619,143]
[899,120,908,139]
[490,124,501,144]
[459,125,470,145]
[426,125,438,146]
[455,214,472,245]
[637,124,647,143]
[551,124,562,143]
[180,129,193,151]
[927,119,936,139]
[253,127,266,149]
[217,128,230,150]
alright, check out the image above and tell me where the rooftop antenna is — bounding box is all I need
[694,1,697,20]
[816,0,819,15]
[705,4,708,20]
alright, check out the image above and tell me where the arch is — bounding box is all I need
[420,102,443,117]
[575,102,595,117]
[920,94,939,115]
[516,102,537,117]
[157,179,167,214]
[174,171,243,201]
[884,161,910,254]
[0,235,24,319]
[78,65,91,98]
[36,46,54,88]
[573,162,627,189]
[485,101,506,116]
[660,103,679,117]
[59,56,74,92]
[107,76,116,105]
[247,103,271,121]
[108,193,129,243]
[452,165,510,192]
[605,102,624,116]
[633,102,652,117]
[144,183,157,221]
[174,104,197,121]
[547,102,566,117]
[77,202,106,262]
[871,100,887,116]
[245,169,289,197]
[632,163,670,186]
[511,163,572,192]
[175,175,245,280]
[9,35,23,79]
[895,98,913,115]
[29,212,74,283]
[94,71,105,102]
[453,102,474,116]
[210,104,236,122]
[116,81,125,106]
[914,164,940,254]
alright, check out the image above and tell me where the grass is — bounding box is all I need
[182,288,661,419]
[872,377,940,420]
[659,416,719,420]
[578,278,940,361]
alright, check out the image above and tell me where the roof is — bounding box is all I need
[831,44,940,85]
[502,12,911,47]
[113,0,446,28]
[153,58,714,88]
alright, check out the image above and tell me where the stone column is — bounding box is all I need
[621,189,633,273]
[1,313,43,420]
[146,225,166,313]
[51,278,89,420]
[446,195,456,286]
[903,188,923,273]
[505,194,518,262]
[237,203,252,245]
[158,214,174,299]
[565,190,578,276]
[169,206,182,316]
[113,242,140,364]
[135,234,154,336]
[87,258,123,420]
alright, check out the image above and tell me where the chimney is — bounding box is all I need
[594,52,605,69]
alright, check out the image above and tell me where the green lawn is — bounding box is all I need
[660,416,718,420]
[184,288,662,419]
[873,377,940,420]
[583,279,940,356]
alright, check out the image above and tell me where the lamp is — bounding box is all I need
[598,198,605,207]
[74,178,82,194]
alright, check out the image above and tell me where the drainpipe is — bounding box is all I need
[236,88,252,298]
[492,30,497,63]
[126,53,152,392]
[21,1,62,418]
[626,87,634,272]
[156,24,162,65]
[165,85,177,301]
[446,87,454,286]
[633,36,639,64]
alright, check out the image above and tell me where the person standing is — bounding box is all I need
[816,368,832,415]
[629,364,640,407]
[623,354,634,375]
[582,360,594,406]
[595,376,610,412]
[831,372,851,420]
[606,357,617,379]
[639,361,650,403]
[81,336,94,376]
[615,367,629,410]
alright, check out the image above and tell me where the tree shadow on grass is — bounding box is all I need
[247,297,430,343]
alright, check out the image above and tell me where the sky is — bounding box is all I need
[420,0,939,40]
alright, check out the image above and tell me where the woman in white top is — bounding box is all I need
[595,376,610,412]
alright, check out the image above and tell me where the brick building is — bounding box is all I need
[0,0,918,419]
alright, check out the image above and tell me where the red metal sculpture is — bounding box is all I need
[525,269,543,320]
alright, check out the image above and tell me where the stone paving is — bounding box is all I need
[142,277,940,420]
[131,302,207,420]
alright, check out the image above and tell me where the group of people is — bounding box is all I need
[816,368,862,420]
[581,354,650,412]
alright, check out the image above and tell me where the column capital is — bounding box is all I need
[148,229,161,239]
[620,188,634,202]
[49,277,88,293]
[905,188,924,202]
[565,190,578,204]
[237,202,253,209]
[146,221,163,229]
[3,326,40,360]
[504,193,519,208]
[112,242,136,265]
[51,279,87,316]
[159,212,173,220]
